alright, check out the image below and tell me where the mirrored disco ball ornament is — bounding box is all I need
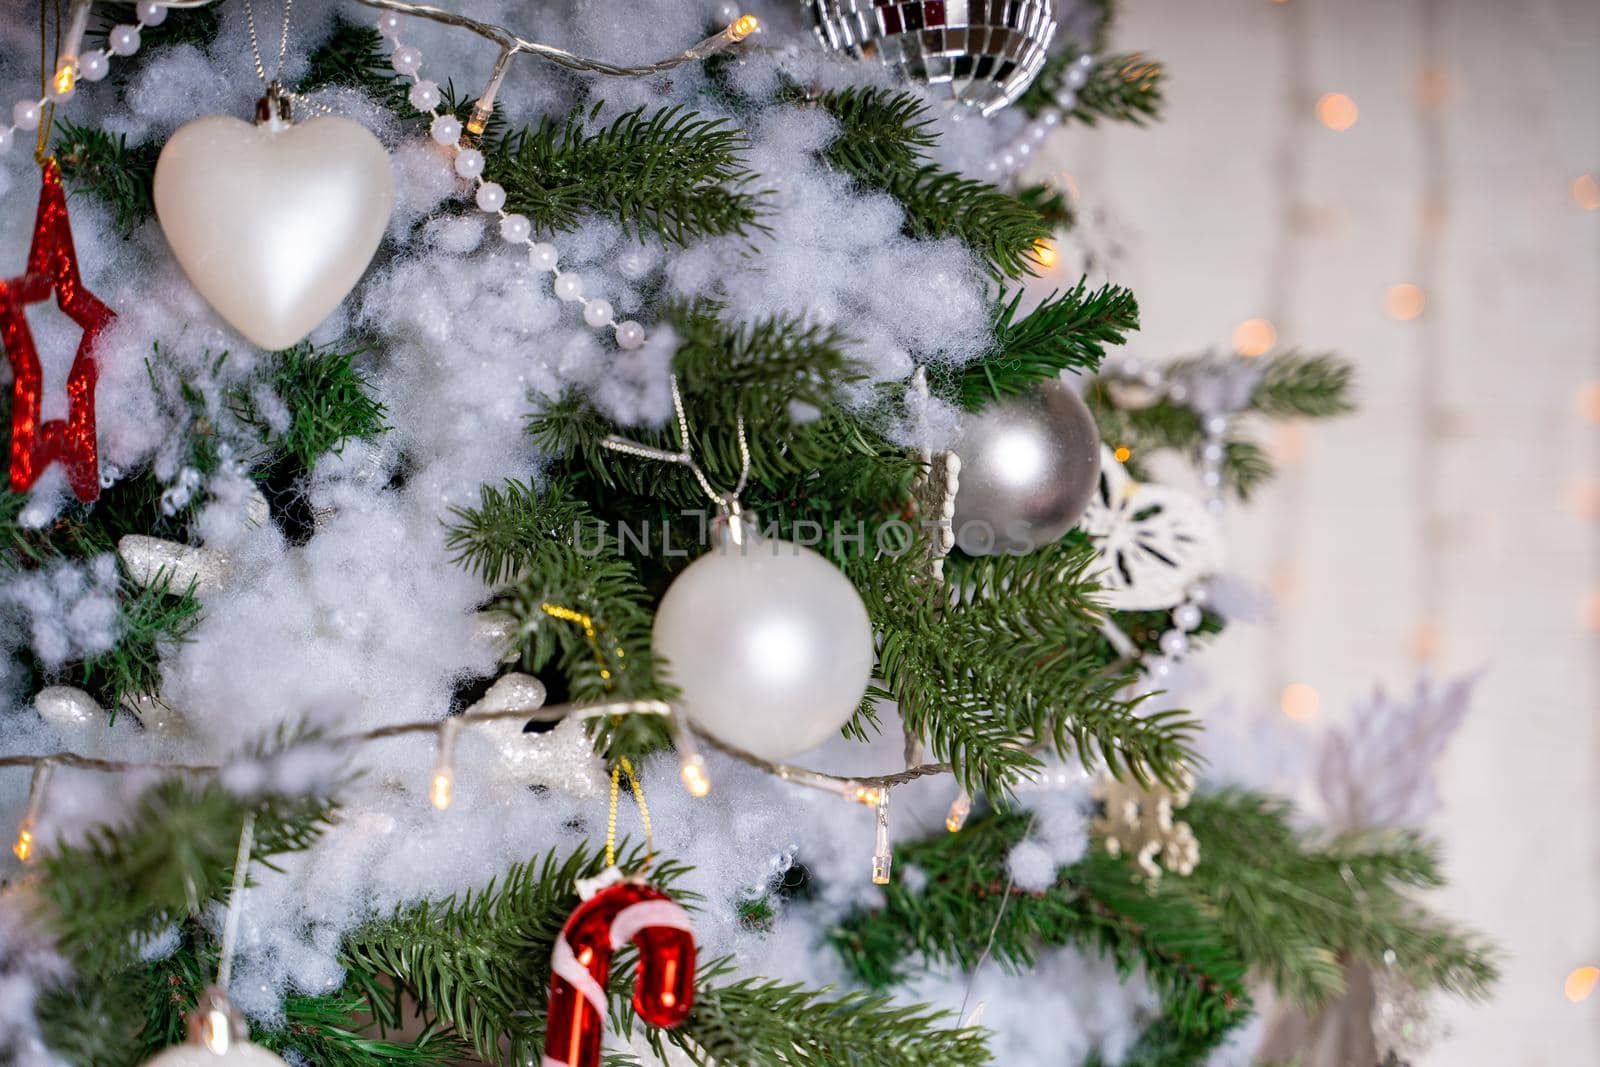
[806,0,1059,115]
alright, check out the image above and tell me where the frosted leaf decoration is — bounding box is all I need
[1091,766,1199,883]
[1081,447,1223,611]
[472,673,607,799]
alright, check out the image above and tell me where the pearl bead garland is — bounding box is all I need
[981,52,1089,183]
[380,15,649,350]
[0,0,169,156]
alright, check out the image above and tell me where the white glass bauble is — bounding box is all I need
[141,1044,290,1066]
[653,532,874,761]
[950,377,1101,555]
[153,113,395,350]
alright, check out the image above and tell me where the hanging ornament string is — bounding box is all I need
[243,0,291,91]
[599,374,751,535]
[604,756,653,870]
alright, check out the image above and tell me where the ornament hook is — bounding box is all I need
[255,80,291,127]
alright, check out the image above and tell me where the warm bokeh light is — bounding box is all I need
[1565,966,1600,1003]
[1415,66,1452,109]
[1233,318,1277,357]
[1280,683,1320,720]
[1410,622,1442,663]
[1583,590,1600,632]
[730,14,760,40]
[1113,444,1132,463]
[1574,174,1600,212]
[1031,238,1059,269]
[12,828,33,862]
[1385,283,1426,321]
[1564,482,1600,519]
[1270,423,1307,465]
[52,63,75,98]
[1316,92,1359,131]
[1579,382,1600,423]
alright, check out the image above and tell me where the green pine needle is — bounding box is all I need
[229,342,390,471]
[486,104,763,247]
[943,281,1141,410]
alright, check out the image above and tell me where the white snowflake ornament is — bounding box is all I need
[471,673,606,799]
[1081,448,1223,611]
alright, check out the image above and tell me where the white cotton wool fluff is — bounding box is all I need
[0,0,1149,1061]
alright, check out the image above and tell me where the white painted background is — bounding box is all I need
[1038,0,1600,1061]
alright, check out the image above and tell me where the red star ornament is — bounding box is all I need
[2,158,115,502]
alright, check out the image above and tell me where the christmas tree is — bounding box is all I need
[0,1,1495,1065]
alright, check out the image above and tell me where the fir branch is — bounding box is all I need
[1015,182,1076,232]
[76,571,202,716]
[53,121,160,236]
[486,104,762,247]
[861,538,1198,797]
[1086,350,1355,499]
[35,775,335,970]
[1019,51,1166,127]
[1179,789,1499,1008]
[879,164,1052,278]
[803,87,1050,277]
[831,810,1249,1052]
[792,85,937,175]
[229,342,390,470]
[941,282,1140,410]
[659,957,990,1067]
[1249,352,1358,418]
[297,17,414,115]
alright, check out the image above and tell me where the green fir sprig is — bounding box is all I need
[939,281,1141,410]
[804,86,1052,277]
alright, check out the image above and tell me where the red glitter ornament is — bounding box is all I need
[2,158,115,502]
[545,875,696,1067]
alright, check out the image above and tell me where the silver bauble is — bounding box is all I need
[951,378,1101,555]
[653,531,874,761]
[806,0,1059,115]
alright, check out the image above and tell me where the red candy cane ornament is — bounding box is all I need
[544,874,696,1067]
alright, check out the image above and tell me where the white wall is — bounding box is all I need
[1041,0,1600,1061]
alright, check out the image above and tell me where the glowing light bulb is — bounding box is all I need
[1031,238,1058,268]
[731,14,760,40]
[202,1008,232,1054]
[946,790,971,833]
[680,756,711,798]
[429,769,454,811]
[1113,445,1132,463]
[12,826,34,862]
[852,785,883,807]
[52,62,76,99]
[429,719,460,810]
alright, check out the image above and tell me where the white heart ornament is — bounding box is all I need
[154,114,394,350]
